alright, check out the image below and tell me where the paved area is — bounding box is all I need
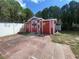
[0,34,76,59]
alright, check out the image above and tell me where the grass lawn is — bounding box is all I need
[51,31,79,59]
[0,55,4,59]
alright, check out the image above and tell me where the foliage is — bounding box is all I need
[41,8,49,19]
[0,0,33,23]
[61,1,79,30]
[23,8,33,22]
[35,6,61,19]
[35,11,42,18]
[49,6,61,19]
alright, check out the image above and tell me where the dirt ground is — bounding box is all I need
[0,34,76,59]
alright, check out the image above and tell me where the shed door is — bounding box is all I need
[43,21,50,34]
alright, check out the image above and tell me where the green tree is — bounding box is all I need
[23,8,33,22]
[36,6,61,19]
[35,11,42,18]
[49,6,61,19]
[0,0,22,22]
[61,1,79,30]
[41,8,49,19]
[0,0,34,23]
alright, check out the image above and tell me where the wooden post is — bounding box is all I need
[50,20,51,34]
[53,20,55,34]
[31,21,32,32]
[42,20,43,34]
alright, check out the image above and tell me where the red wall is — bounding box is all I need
[42,21,50,34]
[32,26,37,32]
[26,23,29,32]
[25,20,55,34]
[26,21,31,32]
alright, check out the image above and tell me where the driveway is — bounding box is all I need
[0,34,76,59]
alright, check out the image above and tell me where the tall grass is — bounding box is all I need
[51,31,79,59]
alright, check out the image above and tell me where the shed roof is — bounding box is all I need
[25,16,57,24]
[27,16,43,22]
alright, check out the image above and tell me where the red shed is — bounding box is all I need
[20,17,57,34]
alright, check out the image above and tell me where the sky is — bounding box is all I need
[17,0,79,13]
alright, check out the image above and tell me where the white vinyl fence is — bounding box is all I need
[0,23,23,37]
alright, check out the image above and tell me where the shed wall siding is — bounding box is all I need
[23,19,56,34]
